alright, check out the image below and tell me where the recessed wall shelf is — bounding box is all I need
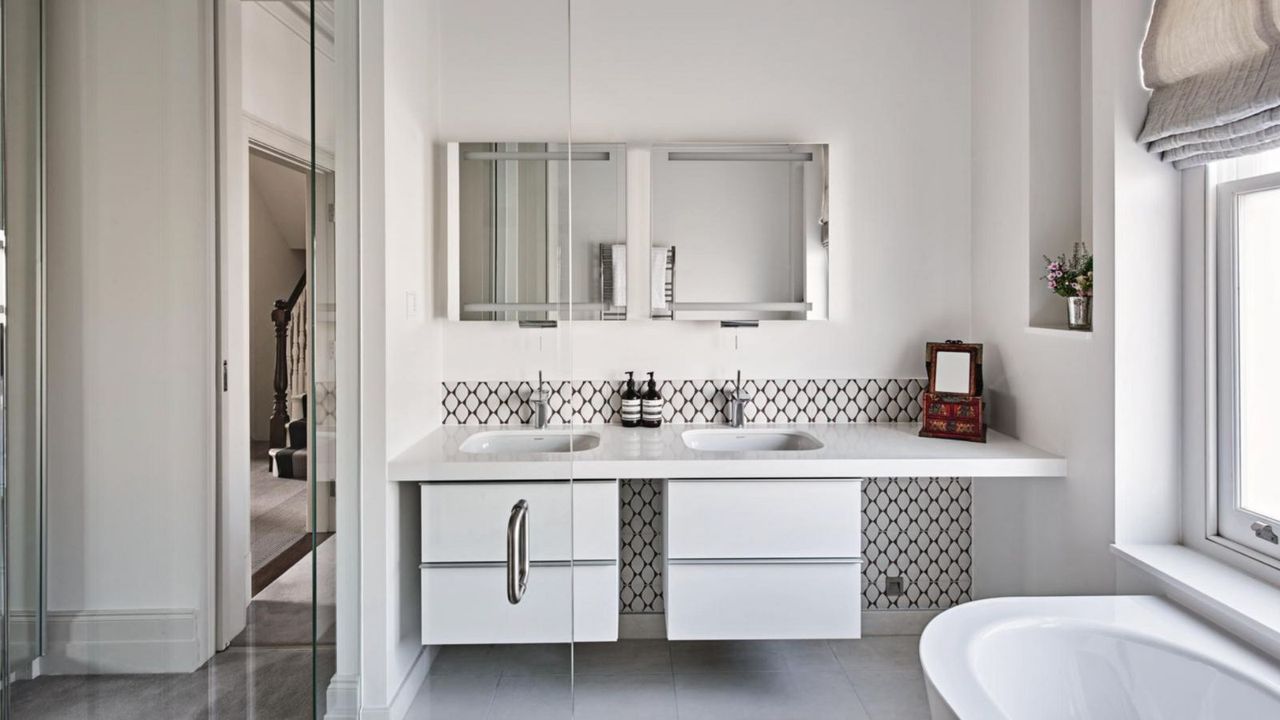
[1026,324,1093,340]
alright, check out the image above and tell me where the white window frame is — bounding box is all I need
[1215,171,1280,563]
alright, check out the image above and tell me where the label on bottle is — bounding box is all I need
[641,398,664,423]
[621,398,641,425]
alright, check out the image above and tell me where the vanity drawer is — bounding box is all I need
[665,560,861,640]
[420,562,617,645]
[666,479,861,560]
[420,481,617,563]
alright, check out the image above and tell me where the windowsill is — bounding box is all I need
[1112,543,1280,659]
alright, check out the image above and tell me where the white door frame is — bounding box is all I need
[213,0,250,653]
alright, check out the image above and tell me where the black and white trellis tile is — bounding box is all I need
[862,478,972,610]
[442,377,971,614]
[620,480,663,614]
[441,378,925,425]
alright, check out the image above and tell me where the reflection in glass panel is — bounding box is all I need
[4,0,43,707]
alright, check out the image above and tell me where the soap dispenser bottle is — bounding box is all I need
[620,371,641,428]
[641,372,664,428]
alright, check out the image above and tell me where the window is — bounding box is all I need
[1217,172,1280,561]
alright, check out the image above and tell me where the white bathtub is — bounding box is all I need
[920,595,1280,720]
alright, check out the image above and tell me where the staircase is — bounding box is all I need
[269,273,308,479]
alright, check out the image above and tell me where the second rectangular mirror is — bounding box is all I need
[651,144,829,321]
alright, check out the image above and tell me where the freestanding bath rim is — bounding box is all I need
[920,595,1280,720]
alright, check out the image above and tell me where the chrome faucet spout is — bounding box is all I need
[531,371,550,429]
[725,370,752,428]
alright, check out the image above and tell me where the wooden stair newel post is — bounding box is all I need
[269,299,292,448]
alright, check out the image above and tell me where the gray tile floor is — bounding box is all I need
[10,540,336,719]
[406,636,931,720]
[10,646,333,720]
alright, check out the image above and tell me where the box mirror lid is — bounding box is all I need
[925,341,983,396]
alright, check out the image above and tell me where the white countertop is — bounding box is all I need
[388,423,1066,482]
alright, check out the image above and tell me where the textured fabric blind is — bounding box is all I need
[1140,0,1280,168]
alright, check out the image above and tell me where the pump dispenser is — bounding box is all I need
[620,371,641,427]
[641,372,664,428]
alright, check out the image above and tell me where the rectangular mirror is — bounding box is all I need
[448,142,626,322]
[650,143,828,321]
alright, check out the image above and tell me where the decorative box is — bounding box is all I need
[919,341,987,443]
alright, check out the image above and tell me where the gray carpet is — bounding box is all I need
[233,533,337,648]
[251,441,308,574]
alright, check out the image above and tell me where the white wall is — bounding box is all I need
[969,0,1180,599]
[433,0,973,383]
[1107,0,1182,546]
[360,0,445,712]
[969,0,1113,598]
[248,157,307,442]
[242,0,335,155]
[45,0,214,671]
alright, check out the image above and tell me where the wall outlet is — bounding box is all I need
[885,576,905,598]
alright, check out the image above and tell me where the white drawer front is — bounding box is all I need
[420,563,617,645]
[665,560,861,640]
[421,481,617,563]
[666,480,861,560]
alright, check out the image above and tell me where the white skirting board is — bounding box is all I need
[323,673,360,720]
[356,645,437,720]
[41,609,201,674]
[620,610,942,639]
[619,613,667,639]
[861,609,941,636]
[8,610,39,678]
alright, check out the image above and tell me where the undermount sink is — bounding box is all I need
[459,430,600,455]
[681,429,824,452]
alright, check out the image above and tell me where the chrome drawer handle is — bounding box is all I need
[507,500,530,603]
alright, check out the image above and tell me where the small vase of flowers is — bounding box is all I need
[1042,243,1093,331]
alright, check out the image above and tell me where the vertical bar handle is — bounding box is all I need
[507,500,530,604]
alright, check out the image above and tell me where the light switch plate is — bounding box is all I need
[405,291,418,318]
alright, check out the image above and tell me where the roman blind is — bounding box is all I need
[1140,0,1280,168]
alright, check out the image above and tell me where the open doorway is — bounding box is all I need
[231,143,337,652]
[246,147,311,594]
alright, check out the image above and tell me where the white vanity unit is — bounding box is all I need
[393,423,1066,647]
[665,478,862,639]
[418,480,619,644]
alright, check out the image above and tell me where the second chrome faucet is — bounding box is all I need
[530,371,551,429]
[725,370,753,428]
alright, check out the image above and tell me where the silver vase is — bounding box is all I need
[1067,296,1092,331]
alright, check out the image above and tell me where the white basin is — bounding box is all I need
[459,430,601,455]
[681,429,823,452]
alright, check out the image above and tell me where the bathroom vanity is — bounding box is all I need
[392,424,1065,646]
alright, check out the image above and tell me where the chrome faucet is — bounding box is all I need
[530,371,551,429]
[725,370,753,428]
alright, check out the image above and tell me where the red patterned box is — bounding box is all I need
[919,341,987,443]
[920,392,986,443]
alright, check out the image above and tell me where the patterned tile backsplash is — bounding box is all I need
[442,378,926,425]
[443,377,971,614]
